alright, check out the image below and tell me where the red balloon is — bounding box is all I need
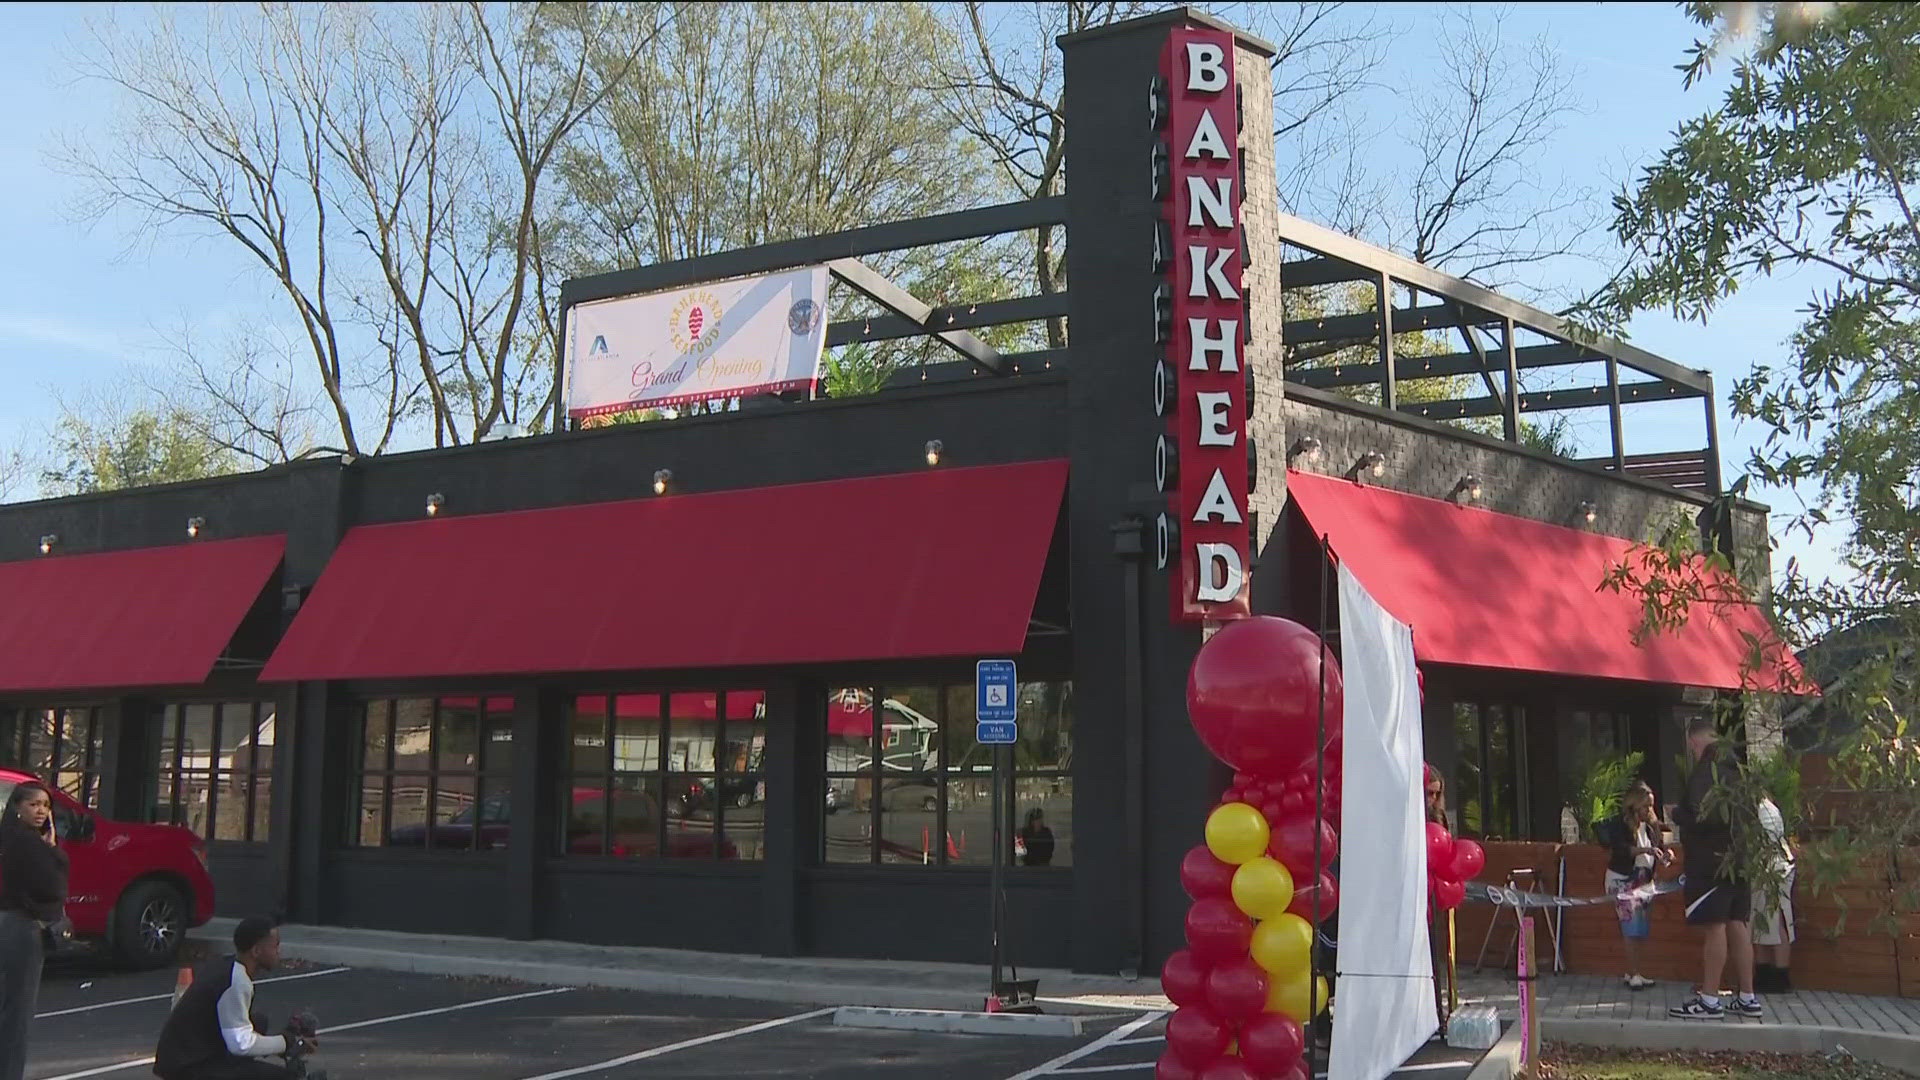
[1425,822,1457,877]
[1262,778,1290,799]
[1432,877,1466,911]
[1269,813,1338,881]
[1203,958,1270,1023]
[1156,1050,1202,1080]
[1239,1013,1306,1076]
[1161,949,1210,1008]
[1450,838,1487,881]
[1186,897,1255,961]
[1198,1058,1260,1080]
[1258,799,1285,822]
[1281,1065,1311,1080]
[1288,871,1340,921]
[1187,617,1344,778]
[1166,1006,1231,1067]
[1182,846,1237,900]
[1278,789,1308,815]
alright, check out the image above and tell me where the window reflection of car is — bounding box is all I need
[824,777,952,815]
[386,788,735,858]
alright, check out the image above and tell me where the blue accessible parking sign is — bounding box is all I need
[975,659,1018,744]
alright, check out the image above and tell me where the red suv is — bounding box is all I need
[0,768,216,967]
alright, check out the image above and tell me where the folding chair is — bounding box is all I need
[1473,867,1561,973]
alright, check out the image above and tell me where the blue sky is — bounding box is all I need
[0,2,1847,585]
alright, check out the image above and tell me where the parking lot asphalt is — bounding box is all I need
[30,957,1488,1079]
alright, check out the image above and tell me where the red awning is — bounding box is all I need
[0,536,285,693]
[261,461,1067,682]
[1286,470,1809,693]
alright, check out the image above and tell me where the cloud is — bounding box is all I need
[0,311,127,357]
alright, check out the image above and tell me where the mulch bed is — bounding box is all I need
[1536,1044,1915,1079]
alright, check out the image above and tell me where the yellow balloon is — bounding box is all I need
[1249,912,1314,974]
[1266,972,1329,1024]
[1231,857,1296,921]
[1205,802,1270,865]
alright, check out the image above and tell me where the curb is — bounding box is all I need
[832,1006,1086,1037]
[191,926,1137,1014]
[1465,1022,1526,1080]
[1545,1017,1920,1074]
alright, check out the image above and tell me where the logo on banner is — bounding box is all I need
[788,298,822,336]
[590,335,610,355]
[1154,26,1251,623]
[670,290,723,355]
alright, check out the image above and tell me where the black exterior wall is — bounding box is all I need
[0,8,1776,980]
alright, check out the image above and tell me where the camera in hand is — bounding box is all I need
[282,1009,326,1079]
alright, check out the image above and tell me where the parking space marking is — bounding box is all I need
[509,1007,835,1080]
[35,967,352,1019]
[1051,1064,1153,1075]
[1003,1009,1165,1080]
[1111,1034,1164,1046]
[39,986,574,1080]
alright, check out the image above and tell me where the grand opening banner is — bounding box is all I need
[565,266,830,418]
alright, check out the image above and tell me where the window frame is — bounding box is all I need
[152,700,275,844]
[1,705,106,811]
[348,695,512,853]
[821,680,1071,869]
[563,689,765,863]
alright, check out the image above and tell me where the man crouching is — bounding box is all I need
[154,917,318,1080]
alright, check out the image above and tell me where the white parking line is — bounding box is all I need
[510,1007,835,1080]
[39,986,574,1080]
[35,966,352,1019]
[1111,1033,1164,1046]
[1052,1063,1155,1075]
[1003,1009,1166,1080]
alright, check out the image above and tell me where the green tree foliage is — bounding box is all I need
[39,398,237,495]
[1598,1,1920,934]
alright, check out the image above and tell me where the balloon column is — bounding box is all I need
[1422,769,1483,915]
[1160,618,1342,1080]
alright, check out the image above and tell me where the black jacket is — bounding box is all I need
[154,956,285,1078]
[0,814,69,922]
[1675,742,1736,864]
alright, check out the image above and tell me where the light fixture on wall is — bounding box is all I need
[1287,436,1323,463]
[425,493,444,518]
[1348,451,1386,481]
[1578,500,1597,525]
[38,534,56,556]
[653,469,673,496]
[1452,474,1482,502]
[186,516,206,539]
[924,439,944,467]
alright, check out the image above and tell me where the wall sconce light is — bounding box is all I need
[1288,436,1323,463]
[38,534,56,556]
[186,516,206,539]
[653,469,673,496]
[1349,451,1386,480]
[425,493,444,518]
[1452,474,1482,502]
[1578,500,1597,525]
[924,439,944,467]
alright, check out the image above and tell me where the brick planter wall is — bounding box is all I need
[1464,841,1918,998]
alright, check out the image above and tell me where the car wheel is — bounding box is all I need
[921,795,938,813]
[734,792,755,809]
[113,879,188,969]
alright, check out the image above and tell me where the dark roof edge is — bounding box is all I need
[1058,7,1278,58]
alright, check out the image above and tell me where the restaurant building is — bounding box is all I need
[0,9,1793,976]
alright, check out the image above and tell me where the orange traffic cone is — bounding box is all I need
[172,966,193,1008]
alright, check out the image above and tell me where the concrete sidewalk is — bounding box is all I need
[193,918,1170,1013]
[1458,972,1920,1073]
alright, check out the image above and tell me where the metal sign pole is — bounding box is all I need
[990,740,1005,1005]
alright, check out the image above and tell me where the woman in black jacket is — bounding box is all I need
[1,781,70,1080]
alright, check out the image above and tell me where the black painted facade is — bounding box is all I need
[0,9,1770,976]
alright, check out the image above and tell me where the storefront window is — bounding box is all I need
[1453,701,1525,840]
[153,702,275,842]
[349,696,512,851]
[566,690,764,861]
[823,681,1072,867]
[0,706,105,810]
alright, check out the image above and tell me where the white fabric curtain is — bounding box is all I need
[1328,563,1438,1080]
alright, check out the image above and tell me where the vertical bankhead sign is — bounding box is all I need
[1155,27,1251,622]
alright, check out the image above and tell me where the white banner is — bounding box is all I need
[565,266,830,418]
[1330,563,1438,1080]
